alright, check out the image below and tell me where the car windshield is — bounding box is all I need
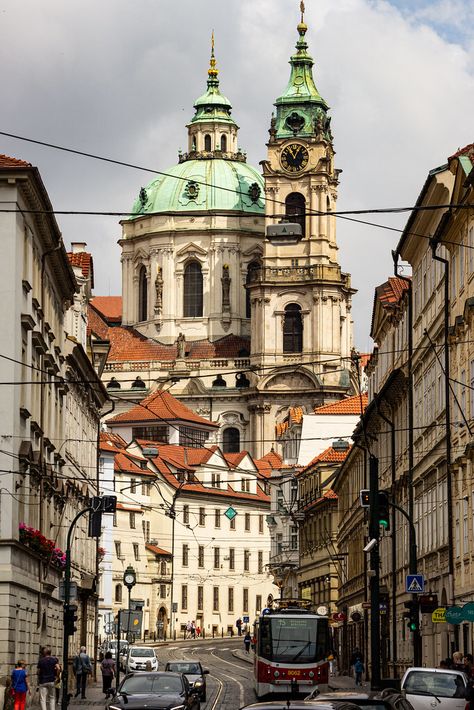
[130,649,154,657]
[404,672,466,698]
[120,676,183,694]
[167,663,200,674]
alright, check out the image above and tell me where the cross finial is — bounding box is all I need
[300,0,305,22]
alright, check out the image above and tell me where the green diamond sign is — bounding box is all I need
[224,506,237,521]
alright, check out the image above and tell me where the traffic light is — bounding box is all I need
[404,600,419,632]
[64,603,78,636]
[378,491,390,531]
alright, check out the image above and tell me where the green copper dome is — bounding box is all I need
[129,159,264,216]
[272,16,333,142]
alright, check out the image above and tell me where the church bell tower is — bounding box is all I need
[248,4,356,457]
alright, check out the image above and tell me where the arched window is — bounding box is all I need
[283,303,303,353]
[245,261,260,318]
[285,192,306,238]
[220,134,227,152]
[115,584,122,603]
[183,261,203,317]
[223,427,240,453]
[138,265,148,322]
[204,134,212,151]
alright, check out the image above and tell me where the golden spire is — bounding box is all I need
[208,30,219,79]
[297,0,307,35]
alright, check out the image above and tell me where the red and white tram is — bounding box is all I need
[254,599,331,699]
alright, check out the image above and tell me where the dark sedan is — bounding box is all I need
[107,671,200,710]
[165,661,209,702]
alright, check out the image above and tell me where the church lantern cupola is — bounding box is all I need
[182,33,244,162]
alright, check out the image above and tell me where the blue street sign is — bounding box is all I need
[406,574,425,594]
[242,615,250,623]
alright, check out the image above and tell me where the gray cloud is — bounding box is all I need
[1,0,473,348]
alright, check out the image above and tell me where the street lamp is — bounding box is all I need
[123,565,136,641]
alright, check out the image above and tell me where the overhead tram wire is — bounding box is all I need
[1,130,473,250]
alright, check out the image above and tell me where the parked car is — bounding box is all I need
[165,661,209,701]
[304,691,414,710]
[125,646,159,672]
[107,671,200,710]
[240,701,368,710]
[401,667,469,710]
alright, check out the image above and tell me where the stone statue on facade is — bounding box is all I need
[222,264,231,312]
[154,266,163,314]
[176,332,186,359]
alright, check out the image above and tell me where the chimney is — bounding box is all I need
[71,242,87,253]
[332,438,350,451]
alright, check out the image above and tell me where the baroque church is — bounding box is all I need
[90,8,357,459]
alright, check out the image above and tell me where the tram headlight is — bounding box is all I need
[274,671,280,678]
[309,671,314,678]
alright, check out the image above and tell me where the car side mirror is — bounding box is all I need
[203,669,209,675]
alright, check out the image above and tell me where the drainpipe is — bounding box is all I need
[375,399,397,676]
[430,238,456,650]
[392,252,421,665]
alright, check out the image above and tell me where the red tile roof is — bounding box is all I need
[116,502,143,513]
[99,431,127,453]
[90,296,122,323]
[299,445,351,474]
[0,154,31,168]
[224,452,249,468]
[449,143,474,161]
[132,442,270,504]
[114,451,156,476]
[107,389,218,428]
[313,393,368,415]
[254,450,283,476]
[67,251,93,284]
[146,544,171,557]
[376,277,410,310]
[86,303,251,362]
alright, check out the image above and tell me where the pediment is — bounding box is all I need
[242,244,264,258]
[132,248,149,263]
[182,378,208,395]
[176,242,207,258]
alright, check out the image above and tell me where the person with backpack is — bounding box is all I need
[73,647,92,700]
[354,658,364,686]
[244,632,251,653]
[11,660,29,710]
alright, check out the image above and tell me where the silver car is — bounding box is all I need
[401,667,469,710]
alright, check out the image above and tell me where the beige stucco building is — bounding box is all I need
[0,157,107,695]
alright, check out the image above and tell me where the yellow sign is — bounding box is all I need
[432,607,447,623]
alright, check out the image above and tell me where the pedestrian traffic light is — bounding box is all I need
[378,491,390,531]
[64,603,78,636]
[404,600,419,632]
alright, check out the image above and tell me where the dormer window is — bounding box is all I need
[204,134,212,151]
[220,134,227,152]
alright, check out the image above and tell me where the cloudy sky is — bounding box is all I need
[1,0,473,349]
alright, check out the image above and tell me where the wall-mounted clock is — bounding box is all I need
[280,143,309,173]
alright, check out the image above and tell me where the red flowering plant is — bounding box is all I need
[98,546,106,563]
[19,523,66,569]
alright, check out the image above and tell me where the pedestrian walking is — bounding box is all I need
[11,660,29,710]
[244,632,251,653]
[100,651,116,699]
[350,647,363,677]
[37,648,59,710]
[196,626,201,638]
[354,658,364,686]
[54,663,62,705]
[185,621,192,639]
[191,621,196,639]
[236,617,242,636]
[73,646,92,700]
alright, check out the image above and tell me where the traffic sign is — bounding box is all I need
[445,606,464,624]
[432,607,446,624]
[461,603,474,622]
[243,616,250,623]
[406,574,425,593]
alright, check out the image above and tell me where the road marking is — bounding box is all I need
[208,674,224,710]
[210,650,245,706]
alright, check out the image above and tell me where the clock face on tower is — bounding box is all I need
[124,573,135,586]
[280,143,309,173]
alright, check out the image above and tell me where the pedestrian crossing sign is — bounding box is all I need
[406,574,425,593]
